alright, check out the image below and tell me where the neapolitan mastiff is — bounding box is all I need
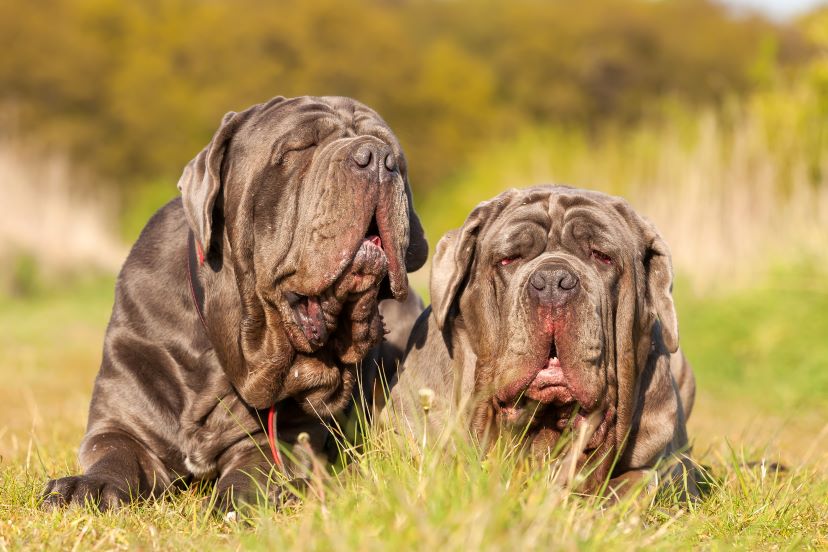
[42,96,427,511]
[386,186,696,496]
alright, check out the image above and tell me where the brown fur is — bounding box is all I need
[41,96,427,512]
[385,186,696,496]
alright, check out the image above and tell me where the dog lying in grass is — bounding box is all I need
[41,95,427,513]
[385,185,697,498]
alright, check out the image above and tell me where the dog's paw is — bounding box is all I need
[41,474,131,511]
[214,476,306,519]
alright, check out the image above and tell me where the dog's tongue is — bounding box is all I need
[525,357,574,404]
[296,295,327,348]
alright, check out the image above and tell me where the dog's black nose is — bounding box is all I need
[352,142,397,175]
[529,265,579,306]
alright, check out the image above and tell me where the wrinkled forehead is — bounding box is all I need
[479,187,638,250]
[243,96,402,153]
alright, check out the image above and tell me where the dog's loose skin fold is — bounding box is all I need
[385,186,696,496]
[41,96,427,512]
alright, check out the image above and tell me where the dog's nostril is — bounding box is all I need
[558,272,578,291]
[353,146,373,168]
[384,153,397,172]
[530,272,547,291]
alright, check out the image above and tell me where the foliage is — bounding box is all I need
[415,51,828,290]
[0,0,811,195]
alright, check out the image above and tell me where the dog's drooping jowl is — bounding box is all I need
[42,96,427,512]
[386,186,696,496]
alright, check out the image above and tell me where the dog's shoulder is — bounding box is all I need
[122,198,187,273]
[108,197,194,338]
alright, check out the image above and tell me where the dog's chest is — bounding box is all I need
[178,388,261,480]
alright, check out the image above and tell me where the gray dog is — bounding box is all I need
[42,96,427,512]
[386,186,696,496]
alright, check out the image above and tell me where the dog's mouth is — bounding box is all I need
[284,217,388,351]
[494,337,609,451]
[284,290,329,349]
[524,340,573,404]
[495,338,569,409]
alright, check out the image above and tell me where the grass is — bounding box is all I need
[0,267,826,550]
[0,276,114,461]
[674,263,828,465]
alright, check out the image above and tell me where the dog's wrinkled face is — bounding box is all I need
[224,98,416,355]
[178,96,427,410]
[431,186,677,472]
[465,192,621,452]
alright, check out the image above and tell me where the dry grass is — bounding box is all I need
[0,140,125,291]
[629,111,828,292]
[420,97,828,293]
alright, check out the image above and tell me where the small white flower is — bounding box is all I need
[418,388,435,414]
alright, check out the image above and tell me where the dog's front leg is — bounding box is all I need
[213,433,283,516]
[42,430,170,511]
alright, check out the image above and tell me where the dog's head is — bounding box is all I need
[430,186,677,475]
[178,96,427,409]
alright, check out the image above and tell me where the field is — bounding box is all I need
[0,262,826,549]
[1,5,827,546]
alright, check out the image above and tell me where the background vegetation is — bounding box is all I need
[0,0,816,194]
[1,0,827,549]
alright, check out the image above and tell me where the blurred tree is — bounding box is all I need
[0,0,814,198]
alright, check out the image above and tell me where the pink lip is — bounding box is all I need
[497,356,572,407]
[525,357,575,404]
[289,236,387,349]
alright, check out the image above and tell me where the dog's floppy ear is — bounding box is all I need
[613,205,683,471]
[430,226,470,332]
[177,111,246,256]
[431,194,512,331]
[644,229,679,353]
[404,184,429,273]
[615,238,687,474]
